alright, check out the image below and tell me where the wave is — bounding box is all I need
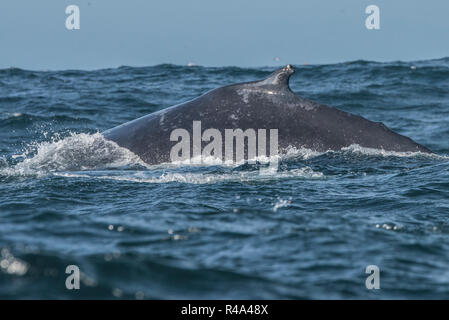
[0,133,146,177]
[1,133,446,180]
[281,144,448,160]
[340,144,448,159]
[53,166,324,185]
[2,56,448,74]
[0,112,85,127]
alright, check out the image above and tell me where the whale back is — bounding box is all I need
[103,65,432,164]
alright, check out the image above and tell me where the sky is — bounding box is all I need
[0,0,448,70]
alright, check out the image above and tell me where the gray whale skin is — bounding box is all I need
[102,64,432,165]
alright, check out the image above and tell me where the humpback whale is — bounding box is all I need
[102,65,432,165]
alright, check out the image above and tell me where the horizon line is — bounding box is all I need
[1,55,448,73]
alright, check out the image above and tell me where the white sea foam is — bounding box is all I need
[54,166,324,185]
[272,198,292,212]
[282,145,324,160]
[169,154,283,167]
[282,144,448,160]
[1,133,445,181]
[1,132,147,177]
[341,144,448,159]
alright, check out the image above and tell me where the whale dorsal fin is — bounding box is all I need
[253,64,295,92]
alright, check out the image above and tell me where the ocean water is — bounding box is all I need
[1,59,449,299]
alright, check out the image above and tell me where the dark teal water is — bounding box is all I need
[1,59,449,299]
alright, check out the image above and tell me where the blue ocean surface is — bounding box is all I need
[0,59,449,299]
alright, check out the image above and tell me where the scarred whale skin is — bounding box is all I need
[102,65,432,165]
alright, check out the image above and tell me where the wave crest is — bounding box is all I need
[1,133,146,177]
